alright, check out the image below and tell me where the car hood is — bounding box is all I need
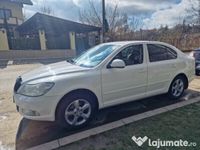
[21,61,91,83]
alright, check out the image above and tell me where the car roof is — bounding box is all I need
[103,41,171,46]
[194,48,200,51]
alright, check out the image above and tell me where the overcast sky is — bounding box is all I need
[24,0,198,29]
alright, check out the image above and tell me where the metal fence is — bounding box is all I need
[46,34,70,50]
[10,37,40,50]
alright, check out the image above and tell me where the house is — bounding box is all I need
[0,0,33,33]
[17,13,101,54]
[0,0,33,50]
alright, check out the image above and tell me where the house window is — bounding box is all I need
[0,9,12,19]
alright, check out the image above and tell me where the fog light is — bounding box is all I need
[21,108,40,116]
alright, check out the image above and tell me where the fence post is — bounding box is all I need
[39,30,47,50]
[0,28,9,50]
[69,32,76,55]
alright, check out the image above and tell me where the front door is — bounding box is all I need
[101,44,147,107]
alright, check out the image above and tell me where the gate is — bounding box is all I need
[46,34,70,49]
[76,33,89,55]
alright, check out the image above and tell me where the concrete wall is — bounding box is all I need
[0,49,75,60]
[69,32,76,50]
[39,30,46,50]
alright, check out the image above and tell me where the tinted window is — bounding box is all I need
[114,45,143,66]
[148,44,177,62]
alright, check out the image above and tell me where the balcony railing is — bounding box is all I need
[0,18,23,25]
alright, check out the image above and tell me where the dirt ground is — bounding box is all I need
[0,63,200,150]
[0,64,42,150]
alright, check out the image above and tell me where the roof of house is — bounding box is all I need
[17,13,101,35]
[6,0,33,5]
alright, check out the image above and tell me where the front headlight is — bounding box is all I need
[17,82,54,97]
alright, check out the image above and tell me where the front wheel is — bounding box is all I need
[168,76,185,100]
[56,94,96,128]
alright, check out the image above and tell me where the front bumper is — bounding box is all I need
[13,93,60,121]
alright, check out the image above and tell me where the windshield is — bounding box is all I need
[73,44,121,68]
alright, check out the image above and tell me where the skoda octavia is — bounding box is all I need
[13,41,195,128]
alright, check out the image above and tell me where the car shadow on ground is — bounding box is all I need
[15,89,200,150]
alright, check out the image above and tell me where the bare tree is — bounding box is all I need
[79,0,102,26]
[79,0,144,41]
[129,16,143,31]
[188,0,200,25]
[39,0,54,15]
[80,1,139,31]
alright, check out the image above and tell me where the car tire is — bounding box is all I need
[168,76,186,100]
[56,93,97,128]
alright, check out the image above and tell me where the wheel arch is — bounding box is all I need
[172,73,189,89]
[55,88,99,119]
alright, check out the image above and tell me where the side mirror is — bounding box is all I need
[109,59,126,68]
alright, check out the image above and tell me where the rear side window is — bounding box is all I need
[147,44,177,62]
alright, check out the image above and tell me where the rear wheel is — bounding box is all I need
[168,76,186,100]
[56,94,97,128]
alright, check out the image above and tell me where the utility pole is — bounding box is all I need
[198,0,200,25]
[102,0,105,43]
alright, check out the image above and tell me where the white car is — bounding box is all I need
[13,41,195,128]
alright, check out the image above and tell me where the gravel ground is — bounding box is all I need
[0,63,199,150]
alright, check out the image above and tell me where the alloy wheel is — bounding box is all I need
[171,79,184,97]
[64,99,91,126]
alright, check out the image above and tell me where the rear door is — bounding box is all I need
[146,44,178,96]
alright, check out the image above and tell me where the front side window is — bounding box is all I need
[114,44,143,66]
[147,44,177,62]
[73,44,121,68]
